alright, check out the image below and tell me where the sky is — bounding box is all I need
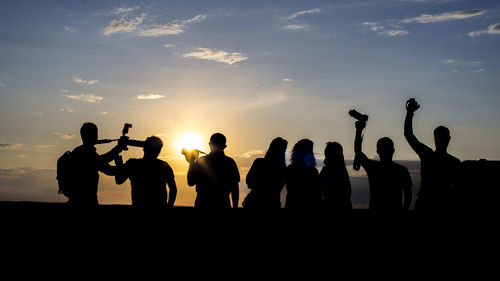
[1,0,499,207]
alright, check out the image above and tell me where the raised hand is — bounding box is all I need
[406,98,420,113]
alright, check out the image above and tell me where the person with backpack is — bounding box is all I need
[58,122,126,207]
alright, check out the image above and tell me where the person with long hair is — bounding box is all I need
[320,142,353,213]
[243,137,288,209]
[285,139,322,210]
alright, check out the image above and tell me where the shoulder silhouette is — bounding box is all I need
[115,136,177,208]
[186,133,240,209]
[320,141,352,213]
[285,139,322,210]
[243,137,288,209]
[404,98,460,214]
[353,114,412,214]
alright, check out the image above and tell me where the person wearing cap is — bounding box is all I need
[185,133,240,209]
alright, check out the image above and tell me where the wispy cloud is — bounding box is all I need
[73,76,99,85]
[55,106,74,113]
[284,24,308,30]
[103,10,206,37]
[182,48,248,65]
[103,15,144,35]
[473,68,485,73]
[288,8,322,20]
[0,143,23,150]
[163,44,175,48]
[136,94,165,100]
[0,83,4,87]
[363,22,409,37]
[53,132,76,140]
[468,23,500,37]
[113,6,140,15]
[239,150,264,158]
[65,94,103,103]
[64,26,76,33]
[402,9,485,24]
[282,78,293,82]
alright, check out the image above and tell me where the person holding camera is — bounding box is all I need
[114,136,177,208]
[67,122,127,207]
[353,115,412,214]
[185,133,240,209]
[404,98,460,214]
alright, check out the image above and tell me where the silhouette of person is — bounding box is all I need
[69,122,126,207]
[404,98,460,214]
[114,136,177,208]
[243,137,288,209]
[185,133,240,209]
[320,142,353,213]
[354,120,412,213]
[285,139,322,210]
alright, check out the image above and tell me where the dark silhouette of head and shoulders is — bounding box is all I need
[285,139,322,210]
[68,122,123,206]
[186,133,240,209]
[354,120,413,213]
[115,136,177,208]
[404,98,460,213]
[243,137,288,209]
[320,141,352,212]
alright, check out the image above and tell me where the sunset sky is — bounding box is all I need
[1,0,499,207]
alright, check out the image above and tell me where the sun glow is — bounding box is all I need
[175,132,205,154]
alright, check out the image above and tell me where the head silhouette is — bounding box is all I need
[324,142,345,166]
[80,122,98,145]
[291,139,316,168]
[209,133,227,153]
[434,126,450,151]
[376,137,395,161]
[143,136,163,159]
[265,137,288,168]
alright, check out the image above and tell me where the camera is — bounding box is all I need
[348,109,369,122]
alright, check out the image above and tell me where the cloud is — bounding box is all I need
[0,167,64,202]
[65,94,103,103]
[73,76,99,85]
[288,8,322,20]
[103,12,206,37]
[363,22,409,37]
[440,59,456,64]
[64,26,76,33]
[53,132,76,140]
[164,44,175,48]
[0,143,23,150]
[468,23,500,37]
[136,94,165,100]
[239,150,264,158]
[282,78,293,82]
[0,83,4,86]
[113,6,140,15]
[473,68,485,73]
[103,15,144,35]
[284,24,308,30]
[182,48,248,65]
[402,9,485,24]
[55,106,74,113]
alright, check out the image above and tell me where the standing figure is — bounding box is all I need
[320,142,352,213]
[114,136,177,208]
[354,119,412,213]
[285,139,322,210]
[243,137,288,209]
[186,133,240,209]
[68,122,125,207]
[404,98,460,214]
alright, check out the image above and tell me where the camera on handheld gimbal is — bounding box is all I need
[348,109,369,122]
[95,123,145,148]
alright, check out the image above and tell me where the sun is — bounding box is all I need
[175,132,205,154]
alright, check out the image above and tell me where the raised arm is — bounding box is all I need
[404,99,430,155]
[353,120,367,171]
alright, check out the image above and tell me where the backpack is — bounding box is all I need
[56,151,75,198]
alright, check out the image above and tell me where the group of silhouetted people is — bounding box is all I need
[60,99,461,216]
